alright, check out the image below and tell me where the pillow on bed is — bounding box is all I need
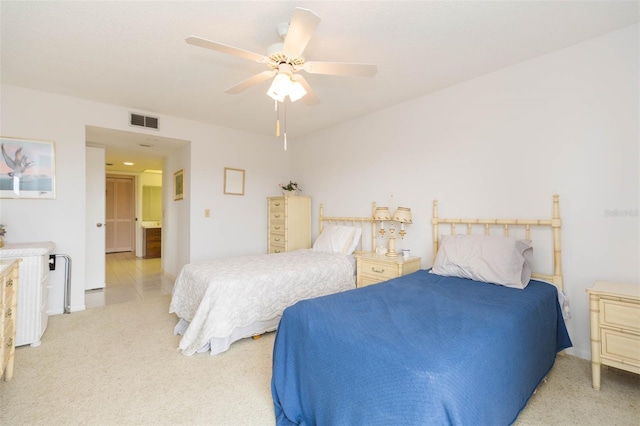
[313,225,361,255]
[431,234,533,289]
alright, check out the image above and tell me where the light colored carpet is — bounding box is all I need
[1,294,638,425]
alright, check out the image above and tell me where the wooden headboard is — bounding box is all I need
[432,194,563,290]
[319,202,377,254]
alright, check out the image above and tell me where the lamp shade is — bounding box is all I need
[374,207,391,221]
[393,207,412,223]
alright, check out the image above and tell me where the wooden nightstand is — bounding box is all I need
[586,281,640,390]
[356,253,421,288]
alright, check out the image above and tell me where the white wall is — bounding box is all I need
[0,85,289,313]
[291,24,639,360]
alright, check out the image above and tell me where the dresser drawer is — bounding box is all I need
[600,299,640,333]
[3,318,12,346]
[269,211,286,222]
[0,336,5,372]
[269,234,286,247]
[4,277,15,303]
[269,198,286,211]
[270,223,286,234]
[269,244,285,254]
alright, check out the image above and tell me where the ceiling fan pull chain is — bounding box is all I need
[283,101,288,151]
[275,100,280,137]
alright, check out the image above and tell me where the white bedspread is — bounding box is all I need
[169,249,355,355]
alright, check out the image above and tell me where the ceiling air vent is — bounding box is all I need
[130,113,159,130]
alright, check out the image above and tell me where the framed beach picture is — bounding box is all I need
[174,169,184,201]
[0,136,56,199]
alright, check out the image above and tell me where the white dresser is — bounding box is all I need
[0,242,55,347]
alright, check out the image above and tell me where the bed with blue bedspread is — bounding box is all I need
[271,270,572,425]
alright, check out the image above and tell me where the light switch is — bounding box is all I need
[204,209,210,218]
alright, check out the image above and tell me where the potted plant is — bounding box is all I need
[0,224,5,248]
[280,181,301,196]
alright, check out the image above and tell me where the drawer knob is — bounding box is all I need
[371,267,385,273]
[6,279,13,287]
[275,226,281,230]
[275,238,281,242]
[275,214,281,218]
[6,338,12,347]
[5,308,11,318]
[275,202,281,206]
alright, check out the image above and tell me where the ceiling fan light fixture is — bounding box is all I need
[266,71,306,103]
[288,80,307,102]
[266,73,290,102]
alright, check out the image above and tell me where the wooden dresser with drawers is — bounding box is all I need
[267,196,311,254]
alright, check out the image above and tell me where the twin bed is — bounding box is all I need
[170,195,572,425]
[169,203,376,356]
[271,195,571,425]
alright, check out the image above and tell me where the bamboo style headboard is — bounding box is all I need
[432,194,563,290]
[319,202,377,254]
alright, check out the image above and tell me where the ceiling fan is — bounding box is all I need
[185,7,378,106]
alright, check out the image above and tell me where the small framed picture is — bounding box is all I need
[224,167,245,196]
[173,169,184,201]
[0,136,56,199]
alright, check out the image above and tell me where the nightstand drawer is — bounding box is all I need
[359,276,384,288]
[600,299,640,333]
[601,328,640,367]
[355,253,421,288]
[359,260,397,281]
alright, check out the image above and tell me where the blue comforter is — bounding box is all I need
[271,269,571,426]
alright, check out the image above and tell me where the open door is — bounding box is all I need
[85,146,106,290]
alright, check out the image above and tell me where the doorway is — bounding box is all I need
[85,125,189,305]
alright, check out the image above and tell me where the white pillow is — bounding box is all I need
[431,234,533,289]
[346,227,362,255]
[312,225,357,254]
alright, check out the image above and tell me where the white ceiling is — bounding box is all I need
[2,1,638,172]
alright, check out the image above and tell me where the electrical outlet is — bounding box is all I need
[204,209,210,218]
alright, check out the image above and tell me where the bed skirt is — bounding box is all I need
[174,317,280,355]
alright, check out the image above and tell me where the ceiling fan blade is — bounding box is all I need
[224,71,276,94]
[282,8,321,58]
[302,61,378,78]
[292,74,320,106]
[186,36,267,63]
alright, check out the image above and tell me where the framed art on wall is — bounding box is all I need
[223,167,245,196]
[0,136,56,199]
[174,169,184,201]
